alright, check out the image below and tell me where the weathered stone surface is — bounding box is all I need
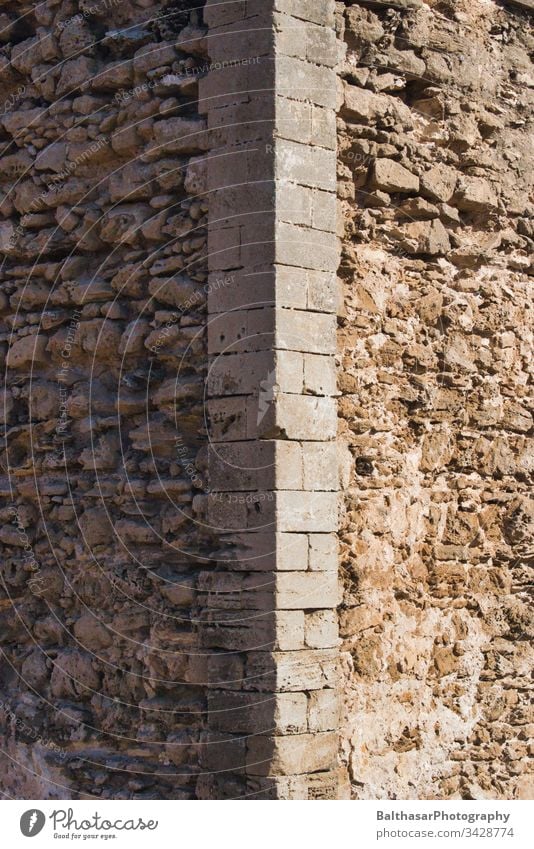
[372,159,419,194]
[337,0,533,803]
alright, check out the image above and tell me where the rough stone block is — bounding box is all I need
[372,159,420,194]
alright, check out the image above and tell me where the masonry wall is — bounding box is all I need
[0,0,211,798]
[0,0,532,803]
[336,0,533,800]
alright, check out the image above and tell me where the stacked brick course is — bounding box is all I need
[199,0,342,800]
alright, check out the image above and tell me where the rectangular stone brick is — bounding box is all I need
[305,610,339,649]
[276,571,339,609]
[208,653,245,690]
[259,394,336,440]
[302,442,339,490]
[308,533,338,571]
[207,268,276,313]
[206,397,248,441]
[198,571,275,609]
[275,138,337,191]
[276,95,312,144]
[208,24,273,62]
[276,55,337,108]
[200,731,246,772]
[307,270,337,312]
[209,184,274,229]
[276,349,304,393]
[208,224,241,270]
[304,353,337,396]
[307,689,339,732]
[200,609,305,651]
[273,0,335,27]
[275,222,339,271]
[276,308,336,354]
[311,189,338,232]
[208,350,275,396]
[215,531,308,571]
[277,491,338,532]
[207,490,276,531]
[208,440,303,491]
[200,609,276,650]
[245,649,338,692]
[209,690,307,734]
[204,0,247,27]
[199,55,275,112]
[246,731,337,776]
[311,105,337,150]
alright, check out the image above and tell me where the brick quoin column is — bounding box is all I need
[196,0,343,799]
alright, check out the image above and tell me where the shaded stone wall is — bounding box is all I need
[336,0,533,800]
[0,0,211,798]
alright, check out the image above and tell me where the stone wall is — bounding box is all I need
[0,0,211,798]
[336,0,533,800]
[0,0,532,802]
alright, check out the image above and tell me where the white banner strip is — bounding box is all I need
[1,799,531,848]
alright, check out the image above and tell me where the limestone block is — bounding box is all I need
[274,1,336,30]
[277,491,338,533]
[304,353,337,396]
[302,442,339,490]
[246,731,338,775]
[208,350,275,396]
[215,531,308,571]
[259,393,337,440]
[207,490,276,531]
[276,571,340,609]
[305,610,339,649]
[208,440,303,491]
[200,732,246,772]
[209,690,308,734]
[308,534,338,571]
[276,308,336,354]
[307,689,339,733]
[245,649,338,691]
[275,138,337,191]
